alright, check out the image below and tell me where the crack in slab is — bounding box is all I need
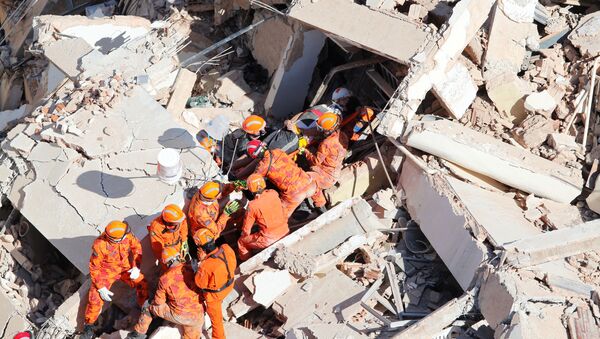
[0,313,14,339]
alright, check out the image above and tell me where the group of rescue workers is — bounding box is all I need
[79,87,376,339]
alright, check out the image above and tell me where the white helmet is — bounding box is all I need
[332,87,352,102]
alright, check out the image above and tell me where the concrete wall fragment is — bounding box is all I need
[404,119,583,203]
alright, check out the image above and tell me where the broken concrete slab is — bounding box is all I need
[251,269,293,307]
[524,90,557,116]
[568,12,600,58]
[400,160,489,290]
[9,133,36,156]
[485,2,537,77]
[33,15,151,52]
[395,292,476,338]
[14,178,99,273]
[272,268,364,333]
[287,0,428,64]
[43,38,94,78]
[250,14,296,76]
[0,105,28,131]
[512,114,556,148]
[500,0,537,23]
[547,133,579,152]
[288,323,367,339]
[504,219,600,268]
[377,0,496,137]
[166,68,197,116]
[478,267,570,338]
[486,72,532,124]
[404,119,583,203]
[223,322,262,339]
[431,62,477,120]
[214,70,252,105]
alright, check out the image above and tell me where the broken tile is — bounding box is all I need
[9,134,36,156]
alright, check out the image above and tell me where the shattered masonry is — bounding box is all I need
[0,0,599,338]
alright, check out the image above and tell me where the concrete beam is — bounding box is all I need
[505,219,600,268]
[393,292,476,338]
[377,0,496,137]
[287,0,429,64]
[404,119,583,203]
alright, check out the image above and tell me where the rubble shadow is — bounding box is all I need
[76,170,134,198]
[95,32,129,54]
[157,127,196,149]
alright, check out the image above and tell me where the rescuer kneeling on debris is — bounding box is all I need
[237,174,289,261]
[187,180,242,238]
[246,140,317,218]
[82,221,148,339]
[194,228,237,339]
[221,114,269,175]
[148,204,189,271]
[303,112,349,213]
[127,247,204,339]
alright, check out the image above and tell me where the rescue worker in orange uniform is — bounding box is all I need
[237,174,289,261]
[247,141,317,218]
[302,113,349,212]
[187,181,241,238]
[148,204,189,270]
[222,115,268,174]
[82,221,148,339]
[127,247,204,339]
[194,228,237,339]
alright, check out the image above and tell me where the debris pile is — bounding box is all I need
[0,0,598,338]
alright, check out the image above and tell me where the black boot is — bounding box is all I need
[80,324,94,339]
[126,331,147,339]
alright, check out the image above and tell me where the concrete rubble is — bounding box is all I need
[0,0,598,338]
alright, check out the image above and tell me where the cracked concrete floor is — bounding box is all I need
[4,86,219,273]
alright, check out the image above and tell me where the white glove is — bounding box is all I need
[128,267,141,280]
[98,287,114,302]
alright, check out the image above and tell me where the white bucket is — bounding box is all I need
[157,148,182,184]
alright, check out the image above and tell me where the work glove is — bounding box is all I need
[128,267,141,280]
[181,240,190,257]
[232,180,247,191]
[223,200,240,216]
[98,287,114,302]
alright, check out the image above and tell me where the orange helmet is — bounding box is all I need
[317,112,340,132]
[105,221,128,242]
[200,181,221,201]
[162,204,185,225]
[242,115,266,135]
[247,173,266,193]
[193,228,215,247]
[161,246,181,266]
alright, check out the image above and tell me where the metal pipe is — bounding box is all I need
[181,16,273,68]
[583,57,600,149]
[309,57,385,107]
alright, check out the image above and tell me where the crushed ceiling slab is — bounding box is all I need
[3,86,218,274]
[287,0,429,64]
[377,0,496,137]
[404,119,583,203]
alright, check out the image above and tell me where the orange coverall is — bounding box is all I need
[254,149,316,218]
[134,264,204,339]
[187,184,234,237]
[148,217,189,262]
[195,244,237,339]
[85,233,148,324]
[237,189,289,261]
[306,130,349,208]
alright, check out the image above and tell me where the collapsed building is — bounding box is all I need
[0,0,599,338]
